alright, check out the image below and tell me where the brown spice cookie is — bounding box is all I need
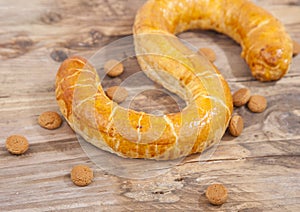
[247,95,267,113]
[38,111,62,130]
[198,47,216,62]
[205,183,228,206]
[232,88,251,107]
[293,40,300,56]
[5,135,29,155]
[71,165,94,186]
[106,86,128,103]
[229,115,244,137]
[104,59,124,77]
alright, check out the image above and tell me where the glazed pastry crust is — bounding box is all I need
[56,0,292,160]
[56,55,232,160]
[133,0,293,81]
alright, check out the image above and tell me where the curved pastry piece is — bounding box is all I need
[56,0,293,160]
[133,0,293,81]
[56,51,232,160]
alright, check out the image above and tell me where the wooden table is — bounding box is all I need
[1,0,299,211]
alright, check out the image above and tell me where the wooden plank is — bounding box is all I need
[0,151,298,211]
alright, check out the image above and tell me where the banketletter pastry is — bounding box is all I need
[55,0,292,160]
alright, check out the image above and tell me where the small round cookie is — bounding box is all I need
[198,47,216,62]
[247,95,267,113]
[5,135,29,155]
[106,86,128,103]
[229,115,244,137]
[38,111,62,130]
[232,88,251,107]
[71,165,94,186]
[205,183,228,206]
[293,40,300,56]
[104,59,124,77]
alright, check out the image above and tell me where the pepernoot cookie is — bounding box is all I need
[5,135,29,155]
[38,111,62,130]
[106,86,128,103]
[247,95,267,113]
[232,88,251,107]
[71,165,94,186]
[205,183,228,206]
[104,59,124,77]
[293,40,300,56]
[229,115,244,137]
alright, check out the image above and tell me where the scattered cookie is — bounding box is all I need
[232,88,251,107]
[38,111,62,130]
[5,135,29,155]
[205,183,228,206]
[71,165,94,186]
[104,59,124,77]
[293,40,300,56]
[247,95,267,113]
[198,47,216,62]
[229,115,244,137]
[106,86,128,103]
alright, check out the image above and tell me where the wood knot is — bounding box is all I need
[14,37,34,49]
[50,48,68,62]
[66,29,103,49]
[41,11,62,24]
[152,190,168,195]
[0,36,35,59]
[89,29,103,45]
[120,180,132,192]
[174,177,184,182]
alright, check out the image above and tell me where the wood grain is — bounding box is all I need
[0,0,300,211]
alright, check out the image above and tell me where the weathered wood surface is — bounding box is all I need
[0,0,299,211]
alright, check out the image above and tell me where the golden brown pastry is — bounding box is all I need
[56,55,232,160]
[56,0,292,160]
[133,0,293,81]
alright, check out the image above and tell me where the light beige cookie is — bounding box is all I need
[232,88,251,107]
[5,135,29,155]
[38,111,62,130]
[104,59,124,77]
[106,86,128,103]
[70,165,94,187]
[293,40,300,56]
[205,183,228,206]
[229,115,244,137]
[247,95,267,113]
